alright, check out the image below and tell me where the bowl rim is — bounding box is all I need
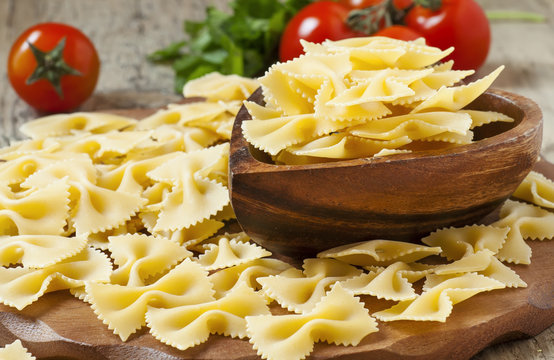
[230,88,543,174]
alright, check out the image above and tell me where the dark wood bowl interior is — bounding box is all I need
[229,88,543,258]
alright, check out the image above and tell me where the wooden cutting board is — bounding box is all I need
[0,108,552,360]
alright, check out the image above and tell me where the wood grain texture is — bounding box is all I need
[230,88,543,258]
[0,156,552,360]
[0,0,552,358]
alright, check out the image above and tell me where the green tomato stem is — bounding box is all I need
[485,10,546,23]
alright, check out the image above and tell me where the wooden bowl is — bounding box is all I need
[229,88,543,258]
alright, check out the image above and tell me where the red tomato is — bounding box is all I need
[373,25,422,41]
[279,1,362,62]
[404,0,490,70]
[8,23,100,113]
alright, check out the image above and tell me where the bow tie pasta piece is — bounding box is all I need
[86,216,144,250]
[85,258,215,341]
[0,180,70,236]
[246,283,378,360]
[22,158,147,235]
[146,144,229,231]
[197,236,271,271]
[0,138,61,161]
[425,250,526,289]
[19,112,137,140]
[411,66,504,113]
[373,273,505,322]
[242,113,366,156]
[243,101,284,121]
[0,152,84,186]
[314,80,391,122]
[462,110,514,130]
[349,112,472,141]
[108,234,192,286]
[512,170,554,209]
[271,53,351,93]
[322,37,453,69]
[492,200,554,264]
[134,102,227,131]
[341,261,433,301]
[98,152,180,195]
[146,283,270,351]
[348,68,434,86]
[258,258,362,314]
[0,340,36,360]
[57,130,153,163]
[259,69,315,116]
[0,234,87,268]
[183,72,260,102]
[132,125,220,157]
[287,133,412,159]
[0,248,111,310]
[208,258,292,300]
[329,69,434,106]
[318,239,441,267]
[153,218,224,248]
[422,224,510,261]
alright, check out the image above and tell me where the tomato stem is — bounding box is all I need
[485,10,546,23]
[26,37,82,99]
[413,0,442,12]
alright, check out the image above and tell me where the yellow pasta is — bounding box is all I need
[108,234,192,286]
[243,37,507,165]
[183,72,260,102]
[146,284,270,351]
[0,248,111,310]
[373,273,505,322]
[258,258,362,314]
[492,200,554,264]
[512,170,554,209]
[0,340,36,360]
[340,261,430,301]
[422,224,510,260]
[318,239,441,266]
[85,259,215,341]
[19,112,137,139]
[246,283,378,360]
[208,258,292,300]
[426,250,526,289]
[197,235,272,271]
[0,234,87,268]
[0,179,70,236]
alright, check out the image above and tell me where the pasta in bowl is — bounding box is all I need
[229,37,543,258]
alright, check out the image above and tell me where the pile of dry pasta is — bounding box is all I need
[0,37,554,360]
[243,37,513,164]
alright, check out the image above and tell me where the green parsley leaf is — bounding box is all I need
[148,0,315,93]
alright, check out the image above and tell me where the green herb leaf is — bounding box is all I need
[148,0,316,93]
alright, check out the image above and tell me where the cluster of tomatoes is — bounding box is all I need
[279,0,491,71]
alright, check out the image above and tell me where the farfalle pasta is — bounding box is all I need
[318,239,441,266]
[0,63,552,360]
[0,340,36,360]
[246,283,378,360]
[0,248,111,310]
[512,170,554,209]
[258,258,362,314]
[0,234,87,268]
[85,259,215,341]
[147,284,270,351]
[243,37,511,164]
[492,200,554,264]
[374,273,505,322]
[341,261,431,301]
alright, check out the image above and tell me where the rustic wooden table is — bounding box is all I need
[0,0,552,359]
